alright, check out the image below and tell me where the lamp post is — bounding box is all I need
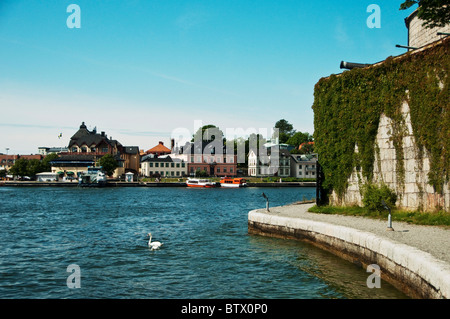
[262,192,269,212]
[381,200,394,231]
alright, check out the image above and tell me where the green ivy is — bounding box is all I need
[313,38,449,201]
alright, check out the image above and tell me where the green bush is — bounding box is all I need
[362,183,397,212]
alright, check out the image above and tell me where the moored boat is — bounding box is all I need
[78,166,107,187]
[219,177,247,188]
[186,178,218,188]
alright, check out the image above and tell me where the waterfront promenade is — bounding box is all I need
[248,203,450,299]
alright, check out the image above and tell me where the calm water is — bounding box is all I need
[0,186,408,299]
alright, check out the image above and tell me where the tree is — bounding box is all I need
[274,119,295,143]
[98,154,118,177]
[41,153,59,172]
[27,159,43,178]
[191,125,225,143]
[286,131,313,148]
[9,158,29,177]
[400,0,450,28]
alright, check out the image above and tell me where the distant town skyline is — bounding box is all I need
[0,1,416,154]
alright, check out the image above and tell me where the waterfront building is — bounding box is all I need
[38,147,68,155]
[0,154,44,172]
[185,142,237,177]
[248,138,292,177]
[140,155,187,178]
[50,122,140,178]
[290,153,318,179]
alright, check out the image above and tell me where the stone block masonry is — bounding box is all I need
[331,101,449,211]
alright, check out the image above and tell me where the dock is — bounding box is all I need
[248,202,450,299]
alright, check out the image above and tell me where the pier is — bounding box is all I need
[248,202,450,299]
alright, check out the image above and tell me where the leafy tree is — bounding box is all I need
[191,125,224,143]
[400,0,450,28]
[27,159,43,178]
[9,158,29,177]
[41,153,59,171]
[286,131,313,148]
[274,119,295,143]
[98,154,118,177]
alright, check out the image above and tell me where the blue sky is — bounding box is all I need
[0,0,416,154]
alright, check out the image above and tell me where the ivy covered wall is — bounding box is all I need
[312,37,449,211]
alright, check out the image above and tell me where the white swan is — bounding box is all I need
[148,233,163,250]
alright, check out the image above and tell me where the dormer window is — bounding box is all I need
[72,147,78,153]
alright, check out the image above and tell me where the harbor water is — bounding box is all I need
[0,186,408,299]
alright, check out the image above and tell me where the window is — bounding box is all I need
[150,163,154,167]
[171,163,175,168]
[217,168,220,173]
[91,147,96,152]
[171,171,174,176]
[155,163,159,167]
[223,168,227,173]
[182,163,185,168]
[176,171,180,176]
[230,168,233,173]
[81,147,87,153]
[176,163,180,168]
[102,148,108,153]
[165,163,169,167]
[72,147,78,153]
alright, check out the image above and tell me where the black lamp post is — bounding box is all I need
[262,192,269,212]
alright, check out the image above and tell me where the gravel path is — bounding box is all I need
[258,203,450,265]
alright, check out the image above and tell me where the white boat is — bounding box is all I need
[78,166,107,187]
[186,178,218,188]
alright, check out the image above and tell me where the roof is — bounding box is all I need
[291,153,318,163]
[298,142,315,150]
[68,122,122,149]
[146,142,171,154]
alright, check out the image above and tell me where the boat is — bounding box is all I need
[219,177,247,188]
[186,178,218,188]
[78,166,107,187]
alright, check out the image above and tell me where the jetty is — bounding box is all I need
[248,202,450,299]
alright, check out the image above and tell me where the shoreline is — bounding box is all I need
[0,181,316,188]
[248,203,450,299]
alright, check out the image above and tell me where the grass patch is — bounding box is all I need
[308,205,450,227]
